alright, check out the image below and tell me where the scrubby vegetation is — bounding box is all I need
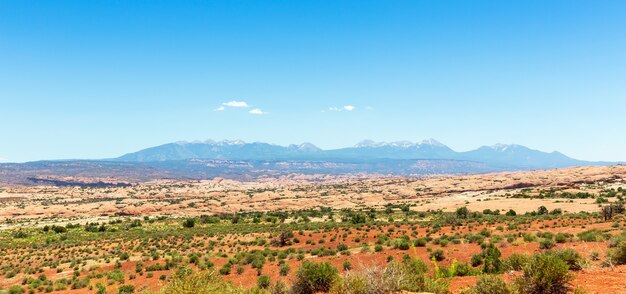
[0,176,625,293]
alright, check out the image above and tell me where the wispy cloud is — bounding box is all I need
[249,108,267,115]
[0,157,7,162]
[215,100,268,114]
[222,101,250,108]
[327,105,356,112]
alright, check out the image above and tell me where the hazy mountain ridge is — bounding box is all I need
[115,139,608,169]
[0,139,615,186]
[0,158,498,186]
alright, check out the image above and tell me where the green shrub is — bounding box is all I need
[257,275,270,289]
[552,249,585,271]
[393,239,411,250]
[606,231,626,265]
[430,249,445,261]
[8,286,24,294]
[95,283,106,294]
[342,261,352,271]
[279,263,290,276]
[182,218,195,228]
[482,244,502,274]
[577,229,609,242]
[414,238,427,247]
[117,285,135,294]
[218,264,231,275]
[464,275,511,294]
[539,238,555,250]
[471,254,483,267]
[292,261,339,294]
[160,270,244,294]
[514,253,572,294]
[455,262,473,277]
[374,244,383,252]
[337,243,348,251]
[554,233,569,243]
[392,257,448,293]
[504,253,530,271]
[608,240,626,265]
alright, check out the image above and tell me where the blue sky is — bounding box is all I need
[1,0,625,162]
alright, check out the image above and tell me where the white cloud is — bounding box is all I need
[0,157,7,162]
[222,101,250,108]
[328,105,356,112]
[213,106,225,111]
[249,108,266,115]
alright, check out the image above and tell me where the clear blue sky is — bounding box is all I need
[1,0,625,162]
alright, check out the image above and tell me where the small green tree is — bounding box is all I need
[482,243,502,274]
[537,206,549,215]
[456,207,470,219]
[182,218,195,228]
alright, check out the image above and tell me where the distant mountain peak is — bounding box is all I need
[389,141,414,148]
[355,139,448,149]
[219,139,246,145]
[288,142,321,152]
[355,140,384,148]
[298,142,321,151]
[419,138,446,147]
[175,139,247,146]
[489,143,525,152]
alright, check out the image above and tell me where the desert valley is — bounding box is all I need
[1,164,625,293]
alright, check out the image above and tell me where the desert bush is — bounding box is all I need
[389,256,449,293]
[577,229,609,242]
[470,254,483,267]
[7,286,24,294]
[257,276,270,289]
[182,218,195,228]
[514,252,572,294]
[554,233,569,243]
[539,238,555,250]
[607,232,626,265]
[463,275,512,294]
[504,253,530,271]
[374,244,383,252]
[551,249,585,271]
[393,239,411,250]
[159,270,244,294]
[430,249,445,261]
[292,261,339,294]
[413,238,427,247]
[455,262,474,277]
[342,261,352,271]
[117,285,135,294]
[481,243,502,274]
[279,264,290,276]
[95,283,106,294]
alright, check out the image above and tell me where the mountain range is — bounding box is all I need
[116,139,609,170]
[0,139,617,186]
